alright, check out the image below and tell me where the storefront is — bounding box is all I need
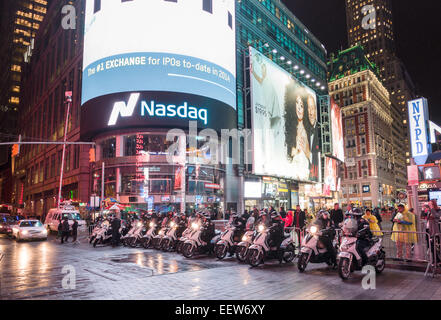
[92,131,226,215]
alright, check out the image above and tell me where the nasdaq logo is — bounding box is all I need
[108,93,140,126]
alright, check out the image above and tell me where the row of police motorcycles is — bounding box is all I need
[88,209,386,280]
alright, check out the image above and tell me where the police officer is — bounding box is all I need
[351,208,372,265]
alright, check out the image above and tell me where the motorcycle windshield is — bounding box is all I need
[342,218,358,235]
[246,217,255,230]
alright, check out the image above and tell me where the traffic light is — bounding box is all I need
[11,144,19,158]
[89,148,96,163]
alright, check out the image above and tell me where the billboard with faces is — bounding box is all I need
[249,47,320,182]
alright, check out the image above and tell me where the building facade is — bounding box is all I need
[345,0,415,190]
[236,0,331,212]
[13,0,88,217]
[328,45,396,208]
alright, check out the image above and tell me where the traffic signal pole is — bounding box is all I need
[57,92,72,210]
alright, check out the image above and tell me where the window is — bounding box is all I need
[101,138,116,159]
[94,0,101,13]
[202,0,213,13]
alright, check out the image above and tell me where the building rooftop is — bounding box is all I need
[327,45,380,82]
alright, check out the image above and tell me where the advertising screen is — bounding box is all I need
[81,0,236,138]
[244,181,262,198]
[249,47,320,182]
[429,190,441,206]
[331,98,345,162]
[324,157,338,196]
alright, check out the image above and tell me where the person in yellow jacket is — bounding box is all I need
[391,204,417,260]
[363,209,383,236]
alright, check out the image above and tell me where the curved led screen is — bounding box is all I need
[81,0,236,138]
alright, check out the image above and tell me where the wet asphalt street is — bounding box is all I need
[1,232,441,300]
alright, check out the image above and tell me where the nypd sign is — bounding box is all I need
[408,98,430,165]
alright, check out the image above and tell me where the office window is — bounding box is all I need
[94,0,101,13]
[203,0,212,13]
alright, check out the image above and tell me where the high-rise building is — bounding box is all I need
[345,0,415,190]
[328,45,396,207]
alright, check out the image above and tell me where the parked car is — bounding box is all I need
[0,216,13,235]
[12,220,48,241]
[44,207,86,232]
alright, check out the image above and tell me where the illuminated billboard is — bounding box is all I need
[249,47,320,182]
[81,0,236,137]
[324,157,338,196]
[331,98,345,162]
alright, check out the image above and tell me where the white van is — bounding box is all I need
[45,206,86,232]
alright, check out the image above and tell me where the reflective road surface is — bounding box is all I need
[1,233,441,300]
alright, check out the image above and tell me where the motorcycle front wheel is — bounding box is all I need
[338,257,351,280]
[142,237,151,249]
[375,251,386,274]
[283,244,296,263]
[161,238,170,251]
[247,249,263,267]
[236,245,247,262]
[93,238,99,248]
[129,237,138,248]
[154,238,163,250]
[297,252,309,272]
[215,243,228,260]
[182,243,195,258]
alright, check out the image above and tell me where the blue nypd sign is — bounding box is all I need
[408,98,431,165]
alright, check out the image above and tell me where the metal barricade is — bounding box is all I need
[372,230,435,277]
[88,223,96,236]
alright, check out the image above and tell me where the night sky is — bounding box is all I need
[281,0,441,123]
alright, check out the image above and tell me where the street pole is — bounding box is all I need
[101,161,105,212]
[57,92,72,210]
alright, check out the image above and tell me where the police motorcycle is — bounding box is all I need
[235,216,257,262]
[213,214,247,260]
[122,219,143,247]
[181,214,220,258]
[89,219,104,244]
[246,212,296,267]
[161,214,188,252]
[152,212,174,250]
[141,213,163,249]
[92,219,113,247]
[337,210,386,280]
[297,210,338,272]
[176,213,203,253]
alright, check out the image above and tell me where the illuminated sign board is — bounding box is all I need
[408,98,430,165]
[249,47,320,182]
[331,98,345,162]
[244,181,262,198]
[81,0,236,138]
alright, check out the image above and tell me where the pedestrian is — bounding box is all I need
[391,204,417,261]
[71,219,79,243]
[111,215,121,247]
[427,200,441,263]
[373,207,383,230]
[363,209,382,236]
[279,207,286,219]
[293,205,306,245]
[330,203,344,228]
[61,216,70,244]
[57,218,62,240]
[281,210,294,229]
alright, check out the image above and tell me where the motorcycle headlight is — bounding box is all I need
[159,229,164,235]
[242,235,247,241]
[149,222,154,228]
[170,222,175,228]
[258,225,265,232]
[310,226,318,235]
[192,223,199,230]
[137,222,142,227]
[42,229,48,235]
[21,230,28,235]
